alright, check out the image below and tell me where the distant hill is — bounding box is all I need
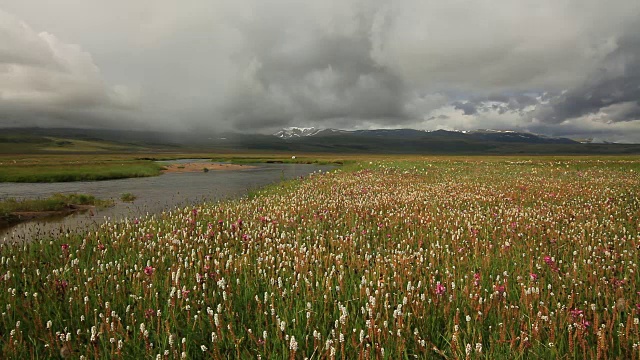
[274,127,578,144]
[1,126,640,154]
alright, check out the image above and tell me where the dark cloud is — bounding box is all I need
[218,7,409,131]
[1,1,640,141]
[533,29,640,124]
[0,10,139,129]
[467,93,540,113]
[453,101,477,115]
[427,114,450,121]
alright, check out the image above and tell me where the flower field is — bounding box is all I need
[1,158,639,359]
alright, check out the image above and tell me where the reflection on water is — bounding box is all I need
[0,163,333,242]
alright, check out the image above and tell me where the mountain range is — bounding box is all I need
[273,127,579,144]
[2,126,640,155]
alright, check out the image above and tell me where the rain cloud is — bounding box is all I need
[0,0,639,140]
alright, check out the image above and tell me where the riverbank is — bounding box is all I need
[160,162,255,173]
[0,162,336,242]
[0,205,96,227]
[0,153,346,183]
[0,194,113,229]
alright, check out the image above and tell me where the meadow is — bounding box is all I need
[0,155,164,183]
[0,157,639,359]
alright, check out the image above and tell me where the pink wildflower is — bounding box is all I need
[435,282,446,296]
[144,266,155,276]
[570,309,584,318]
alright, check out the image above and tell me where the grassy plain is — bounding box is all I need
[0,154,165,183]
[0,156,639,359]
[0,135,148,154]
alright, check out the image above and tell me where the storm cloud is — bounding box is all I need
[532,27,640,124]
[0,0,639,140]
[0,10,139,128]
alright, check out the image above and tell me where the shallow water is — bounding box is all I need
[0,162,333,242]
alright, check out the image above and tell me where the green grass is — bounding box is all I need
[0,161,163,183]
[120,193,137,202]
[0,134,150,153]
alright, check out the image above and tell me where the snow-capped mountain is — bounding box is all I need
[273,127,577,144]
[273,127,325,139]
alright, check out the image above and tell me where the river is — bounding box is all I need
[0,161,334,242]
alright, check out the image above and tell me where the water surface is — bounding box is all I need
[1,162,333,242]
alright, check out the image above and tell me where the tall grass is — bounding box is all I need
[0,158,639,359]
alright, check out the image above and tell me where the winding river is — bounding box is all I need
[0,161,334,242]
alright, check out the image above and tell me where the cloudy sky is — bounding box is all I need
[1,1,640,141]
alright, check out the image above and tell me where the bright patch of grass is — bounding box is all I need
[0,161,163,183]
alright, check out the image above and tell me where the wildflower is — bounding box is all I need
[472,273,481,286]
[569,309,584,318]
[54,280,69,295]
[529,273,538,281]
[144,266,154,276]
[435,282,446,296]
